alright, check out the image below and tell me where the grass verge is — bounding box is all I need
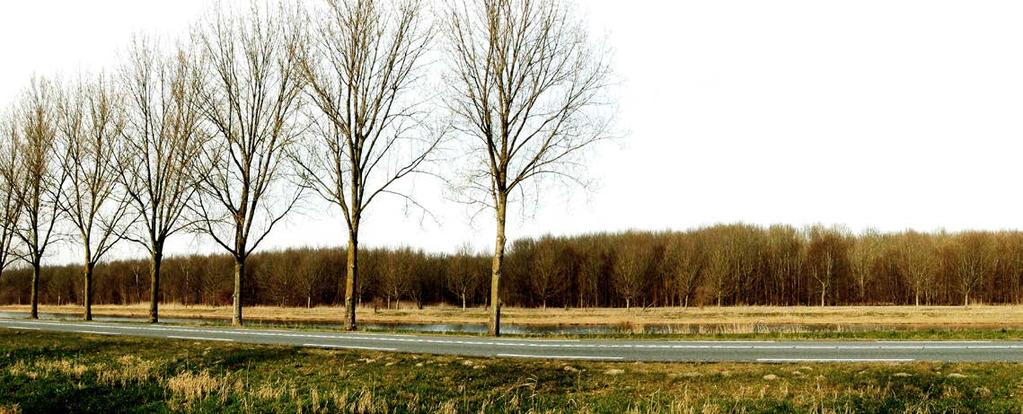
[2,329,1023,413]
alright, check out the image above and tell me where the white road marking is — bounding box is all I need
[9,326,40,330]
[875,339,986,343]
[497,353,624,360]
[167,335,233,342]
[79,330,120,336]
[757,358,915,363]
[303,343,397,352]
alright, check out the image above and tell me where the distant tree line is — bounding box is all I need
[3,224,1021,309]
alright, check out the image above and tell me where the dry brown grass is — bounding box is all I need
[8,303,1023,329]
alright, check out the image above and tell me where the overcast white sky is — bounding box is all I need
[2,1,1023,263]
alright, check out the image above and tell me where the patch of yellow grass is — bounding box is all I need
[96,355,160,386]
[165,370,222,405]
[33,359,90,378]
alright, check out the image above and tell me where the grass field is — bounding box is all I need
[2,328,1023,413]
[7,304,1023,337]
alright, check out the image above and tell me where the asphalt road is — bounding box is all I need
[2,318,1022,362]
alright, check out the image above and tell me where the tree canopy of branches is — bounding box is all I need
[444,0,612,336]
[57,74,135,320]
[193,2,305,326]
[119,38,206,323]
[295,0,440,330]
[7,78,67,319]
[0,112,24,292]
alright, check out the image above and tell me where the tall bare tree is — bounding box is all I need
[0,113,25,291]
[57,75,135,320]
[662,232,705,308]
[447,242,482,310]
[444,0,612,335]
[119,38,206,323]
[294,0,439,330]
[193,2,305,325]
[951,231,998,307]
[8,78,68,319]
[531,236,566,309]
[806,225,850,307]
[613,233,652,309]
[896,231,938,306]
[849,229,881,303]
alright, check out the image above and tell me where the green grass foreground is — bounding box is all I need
[2,329,1023,413]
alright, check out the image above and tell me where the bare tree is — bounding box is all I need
[380,247,415,309]
[119,38,205,323]
[193,2,305,325]
[531,236,566,309]
[849,229,881,304]
[764,225,804,306]
[613,234,651,309]
[896,231,938,306]
[806,225,850,307]
[447,242,481,310]
[57,75,136,320]
[951,231,998,307]
[8,78,68,319]
[0,113,24,290]
[662,232,705,308]
[444,0,612,335]
[294,0,440,330]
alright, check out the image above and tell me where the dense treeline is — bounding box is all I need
[3,224,1021,309]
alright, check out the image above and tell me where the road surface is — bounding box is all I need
[2,318,1021,362]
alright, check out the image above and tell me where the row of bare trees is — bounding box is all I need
[1,225,1020,310]
[0,0,611,335]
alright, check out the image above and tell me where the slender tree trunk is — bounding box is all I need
[964,291,970,307]
[488,192,508,337]
[625,297,630,309]
[915,289,920,307]
[461,294,466,310]
[820,285,826,307]
[233,258,244,326]
[343,227,358,331]
[30,261,40,319]
[149,251,162,323]
[83,262,95,321]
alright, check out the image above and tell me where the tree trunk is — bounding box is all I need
[461,294,466,310]
[820,285,826,307]
[914,289,920,307]
[343,228,358,331]
[83,262,95,321]
[149,251,162,323]
[232,258,244,326]
[488,192,508,337]
[625,297,630,309]
[964,291,970,307]
[30,261,40,319]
